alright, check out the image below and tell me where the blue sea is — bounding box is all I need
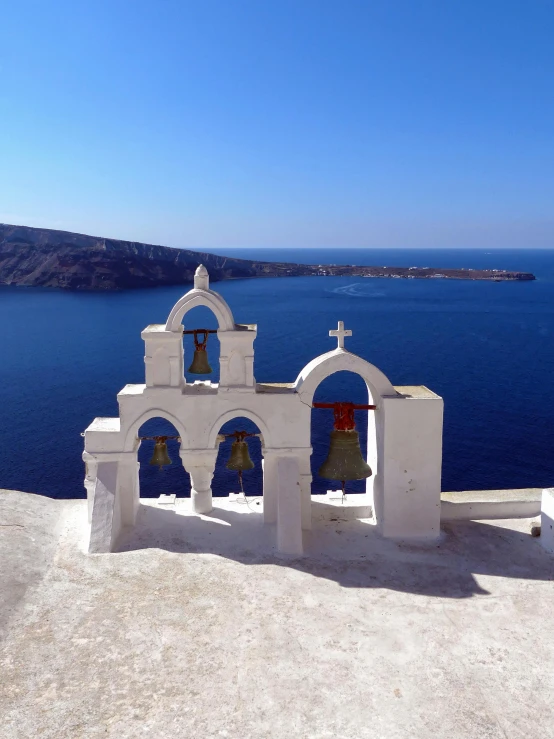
[1,248,553,500]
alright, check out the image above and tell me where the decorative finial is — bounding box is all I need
[329,320,352,349]
[194,264,209,290]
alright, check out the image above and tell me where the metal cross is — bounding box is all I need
[329,320,352,349]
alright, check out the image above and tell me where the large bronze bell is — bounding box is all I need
[149,438,172,469]
[188,329,213,374]
[188,348,212,374]
[226,439,254,472]
[318,429,372,482]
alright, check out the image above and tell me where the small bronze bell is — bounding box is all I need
[318,428,372,482]
[149,437,172,469]
[226,439,255,472]
[225,431,255,494]
[188,329,213,375]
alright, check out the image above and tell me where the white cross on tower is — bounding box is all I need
[329,320,352,349]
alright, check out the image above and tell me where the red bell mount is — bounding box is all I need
[312,402,376,430]
[139,435,181,442]
[183,328,218,350]
[220,430,258,441]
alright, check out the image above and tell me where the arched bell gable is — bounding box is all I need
[123,409,188,451]
[207,409,271,449]
[165,289,235,332]
[294,348,397,406]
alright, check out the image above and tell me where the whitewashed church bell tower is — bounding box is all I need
[83,266,444,554]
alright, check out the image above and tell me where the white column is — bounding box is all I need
[89,461,121,553]
[377,393,443,541]
[365,404,379,515]
[83,452,98,524]
[540,488,554,554]
[141,326,184,388]
[298,450,313,531]
[277,456,303,555]
[217,329,257,391]
[180,450,218,514]
[262,449,279,524]
[116,451,140,527]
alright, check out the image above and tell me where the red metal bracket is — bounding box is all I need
[312,401,376,430]
[222,430,258,442]
[139,435,181,442]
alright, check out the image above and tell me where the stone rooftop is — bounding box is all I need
[1,489,554,738]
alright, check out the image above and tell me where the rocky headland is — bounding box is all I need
[0,224,536,290]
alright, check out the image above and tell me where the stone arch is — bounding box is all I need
[134,414,189,499]
[310,369,370,494]
[165,289,235,333]
[294,349,397,406]
[207,409,271,449]
[124,409,188,451]
[211,413,265,497]
[294,349,396,509]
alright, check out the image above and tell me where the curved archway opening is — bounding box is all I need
[182,305,220,384]
[166,288,235,332]
[311,370,375,495]
[137,417,190,499]
[212,416,263,498]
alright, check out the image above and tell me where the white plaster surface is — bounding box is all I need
[441,488,543,520]
[2,489,554,739]
[541,488,554,554]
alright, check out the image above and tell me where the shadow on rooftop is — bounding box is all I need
[116,501,554,600]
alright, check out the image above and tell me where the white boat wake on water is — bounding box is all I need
[328,283,386,298]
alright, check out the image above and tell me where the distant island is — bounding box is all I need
[0,224,536,290]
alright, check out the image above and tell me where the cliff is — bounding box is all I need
[0,224,258,290]
[0,224,535,290]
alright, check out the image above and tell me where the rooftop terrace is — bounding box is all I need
[1,490,553,738]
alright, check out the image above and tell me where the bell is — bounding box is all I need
[318,429,372,482]
[226,440,254,472]
[188,329,213,374]
[188,348,213,374]
[149,438,172,469]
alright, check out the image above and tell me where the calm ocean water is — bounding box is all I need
[1,248,553,499]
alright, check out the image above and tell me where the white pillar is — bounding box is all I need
[180,450,218,514]
[83,452,98,524]
[218,329,257,391]
[277,456,303,555]
[540,488,554,554]
[365,403,379,512]
[376,392,443,541]
[116,451,140,527]
[298,450,312,531]
[89,461,121,553]
[262,449,279,524]
[141,326,184,388]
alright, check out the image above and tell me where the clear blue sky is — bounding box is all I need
[1,0,553,249]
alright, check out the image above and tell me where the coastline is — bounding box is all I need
[0,223,537,290]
